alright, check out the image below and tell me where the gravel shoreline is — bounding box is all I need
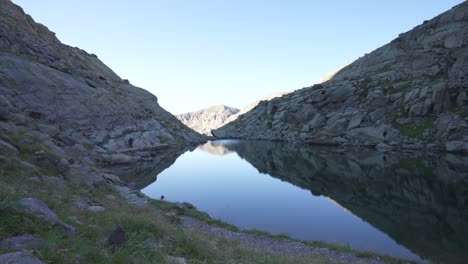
[180,216,401,264]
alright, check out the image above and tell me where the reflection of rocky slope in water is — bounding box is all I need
[102,147,190,189]
[224,140,468,264]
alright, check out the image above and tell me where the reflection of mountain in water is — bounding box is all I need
[222,140,468,264]
[197,141,235,156]
[103,147,191,189]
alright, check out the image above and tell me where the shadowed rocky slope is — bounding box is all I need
[221,140,468,264]
[0,0,203,152]
[214,2,468,153]
[176,105,240,135]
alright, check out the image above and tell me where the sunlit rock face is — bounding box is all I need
[220,140,468,264]
[223,92,289,124]
[0,0,203,152]
[214,2,468,152]
[176,105,240,136]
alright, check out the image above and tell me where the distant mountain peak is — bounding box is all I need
[176,105,240,135]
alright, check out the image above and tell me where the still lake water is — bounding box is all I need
[140,140,468,263]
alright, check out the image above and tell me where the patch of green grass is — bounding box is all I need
[449,105,468,118]
[83,143,95,150]
[158,136,169,144]
[394,116,436,138]
[374,64,392,74]
[151,200,240,232]
[386,85,408,95]
[244,229,290,240]
[358,77,373,101]
[0,206,53,238]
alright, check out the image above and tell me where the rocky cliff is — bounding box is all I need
[0,0,203,152]
[214,2,468,153]
[223,92,289,125]
[176,105,240,135]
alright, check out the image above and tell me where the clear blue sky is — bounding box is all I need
[13,0,464,114]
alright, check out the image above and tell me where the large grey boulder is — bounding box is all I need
[446,141,468,154]
[0,235,46,251]
[0,251,45,264]
[113,186,149,207]
[18,198,75,232]
[166,256,188,264]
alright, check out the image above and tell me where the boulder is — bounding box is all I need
[113,186,149,207]
[0,235,46,251]
[446,141,468,154]
[87,206,105,212]
[0,250,45,264]
[347,114,364,129]
[327,84,356,103]
[166,256,188,264]
[18,198,75,232]
[346,126,398,144]
[376,143,393,152]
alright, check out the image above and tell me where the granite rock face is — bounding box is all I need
[176,105,240,135]
[223,92,289,124]
[214,2,468,150]
[0,0,202,152]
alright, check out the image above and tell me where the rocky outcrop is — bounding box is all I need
[223,92,289,125]
[0,0,203,152]
[214,2,468,151]
[176,105,240,135]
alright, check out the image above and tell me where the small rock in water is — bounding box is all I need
[108,225,126,246]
